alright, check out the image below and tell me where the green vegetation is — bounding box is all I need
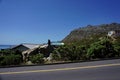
[29,54,44,64]
[87,38,115,59]
[52,37,120,61]
[0,54,22,66]
[0,50,22,66]
[51,52,61,61]
[52,44,87,61]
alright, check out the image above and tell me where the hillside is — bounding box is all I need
[63,23,120,44]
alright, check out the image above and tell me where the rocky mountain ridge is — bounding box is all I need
[63,23,120,43]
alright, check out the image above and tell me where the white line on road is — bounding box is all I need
[0,63,120,75]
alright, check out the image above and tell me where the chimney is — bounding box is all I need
[48,39,51,45]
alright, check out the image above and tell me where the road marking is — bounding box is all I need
[0,63,120,75]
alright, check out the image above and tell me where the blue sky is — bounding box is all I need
[0,0,120,44]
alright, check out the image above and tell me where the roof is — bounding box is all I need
[22,43,40,49]
[40,44,48,48]
[12,43,40,49]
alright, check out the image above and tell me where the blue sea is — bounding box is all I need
[0,45,13,49]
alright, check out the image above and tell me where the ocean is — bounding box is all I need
[0,45,13,49]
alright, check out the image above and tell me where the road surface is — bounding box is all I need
[0,59,120,80]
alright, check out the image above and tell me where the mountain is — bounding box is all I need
[62,23,120,44]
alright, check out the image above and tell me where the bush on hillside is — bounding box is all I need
[52,44,87,61]
[87,38,117,59]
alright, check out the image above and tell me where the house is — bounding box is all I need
[12,43,40,61]
[12,40,64,62]
[12,43,40,52]
[39,41,64,57]
[38,40,64,61]
[108,30,120,37]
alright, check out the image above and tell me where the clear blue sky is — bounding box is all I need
[0,0,120,44]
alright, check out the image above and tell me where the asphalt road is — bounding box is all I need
[0,59,120,80]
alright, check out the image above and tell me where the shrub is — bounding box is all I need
[0,54,22,66]
[52,44,88,61]
[0,56,4,65]
[51,52,61,61]
[30,54,44,64]
[87,38,116,59]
